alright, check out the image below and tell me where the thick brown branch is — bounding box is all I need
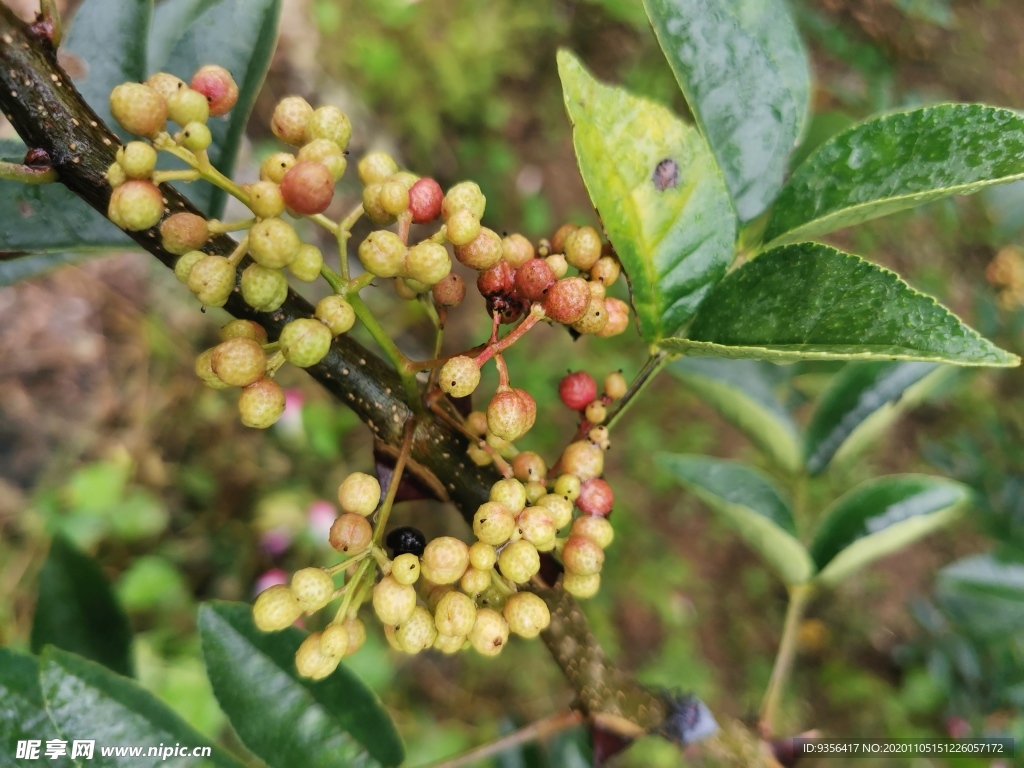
[0,1,676,744]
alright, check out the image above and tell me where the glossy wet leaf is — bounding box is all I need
[811,475,971,587]
[40,647,240,768]
[659,454,814,584]
[644,0,810,220]
[764,105,1024,246]
[670,358,801,472]
[804,361,941,475]
[65,0,152,142]
[162,0,282,217]
[31,536,134,678]
[0,649,75,767]
[557,50,736,342]
[662,243,1018,367]
[199,601,404,768]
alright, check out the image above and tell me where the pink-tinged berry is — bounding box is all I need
[502,233,535,268]
[290,243,324,282]
[291,567,335,612]
[110,83,167,138]
[248,181,285,219]
[337,472,381,516]
[190,65,238,116]
[108,180,164,231]
[249,217,301,268]
[542,277,590,324]
[306,106,352,149]
[253,584,302,631]
[240,263,288,312]
[408,177,443,223]
[468,608,509,657]
[486,387,536,442]
[571,515,614,549]
[211,337,266,387]
[238,379,286,428]
[421,536,470,585]
[161,213,209,256]
[503,592,550,638]
[181,121,212,152]
[560,441,604,482]
[562,535,605,576]
[432,273,466,307]
[281,161,334,215]
[316,295,356,336]
[434,590,477,637]
[372,575,417,625]
[271,96,313,146]
[562,571,600,599]
[187,255,235,307]
[514,258,556,302]
[591,255,621,286]
[517,506,556,550]
[329,513,373,554]
[145,72,186,102]
[512,451,547,484]
[166,87,210,127]
[439,356,481,398]
[595,297,630,338]
[279,318,332,368]
[558,371,597,411]
[576,478,614,517]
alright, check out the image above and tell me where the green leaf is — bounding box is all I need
[65,0,152,142]
[662,243,1019,367]
[0,649,75,768]
[39,647,240,768]
[670,358,801,472]
[937,554,1024,637]
[644,0,811,220]
[764,105,1024,246]
[556,49,736,343]
[659,454,814,584]
[161,0,282,217]
[810,475,971,587]
[804,361,941,475]
[147,0,222,74]
[31,535,134,678]
[198,601,404,768]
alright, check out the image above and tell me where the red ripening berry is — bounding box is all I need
[408,177,443,224]
[477,259,517,299]
[190,65,238,116]
[514,258,556,302]
[542,276,590,324]
[576,478,614,516]
[280,161,334,215]
[559,370,598,411]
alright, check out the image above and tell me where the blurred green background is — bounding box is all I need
[2,0,1024,765]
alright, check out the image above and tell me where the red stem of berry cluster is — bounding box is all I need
[0,2,673,745]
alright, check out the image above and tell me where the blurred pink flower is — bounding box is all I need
[254,567,289,595]
[260,527,293,556]
[274,388,306,437]
[307,499,336,544]
[946,716,971,739]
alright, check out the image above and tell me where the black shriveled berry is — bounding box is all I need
[386,526,427,558]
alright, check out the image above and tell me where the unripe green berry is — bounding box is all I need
[372,574,417,626]
[512,451,547,484]
[585,400,607,425]
[290,243,324,282]
[329,513,373,554]
[473,502,515,546]
[469,541,497,571]
[503,592,550,638]
[425,584,454,612]
[316,295,356,335]
[571,296,609,335]
[524,481,547,505]
[562,571,601,599]
[190,65,239,117]
[467,444,492,467]
[166,87,209,127]
[454,227,502,271]
[181,121,212,151]
[553,473,582,502]
[306,105,352,149]
[145,72,186,102]
[588,425,611,450]
[468,608,508,657]
[498,539,540,584]
[108,180,164,231]
[110,82,167,137]
[358,230,406,278]
[486,387,537,442]
[211,337,266,387]
[433,633,466,654]
[517,506,556,550]
[396,606,437,654]
[117,141,157,179]
[249,217,301,268]
[260,152,297,184]
[441,181,486,220]
[595,297,630,338]
[162,213,209,256]
[319,623,350,659]
[379,180,410,216]
[342,617,366,656]
[439,355,480,398]
[591,255,621,285]
[291,567,335,612]
[392,553,421,586]
[588,280,606,300]
[536,494,574,529]
[174,250,205,283]
[383,623,403,652]
[221,320,270,346]
[240,263,288,312]
[390,171,419,190]
[460,567,491,595]
[194,348,231,390]
[248,181,285,219]
[253,584,301,631]
[405,241,451,285]
[295,632,339,679]
[421,536,471,585]
[467,411,488,436]
[546,253,569,278]
[489,479,526,515]
[271,96,313,146]
[562,535,605,576]
[604,371,628,400]
[550,222,579,254]
[187,255,235,307]
[560,441,604,482]
[445,209,480,247]
[337,472,381,516]
[434,590,477,637]
[565,225,603,270]
[358,151,399,186]
[238,379,286,428]
[281,160,335,215]
[502,233,535,268]
[571,515,614,549]
[106,161,127,188]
